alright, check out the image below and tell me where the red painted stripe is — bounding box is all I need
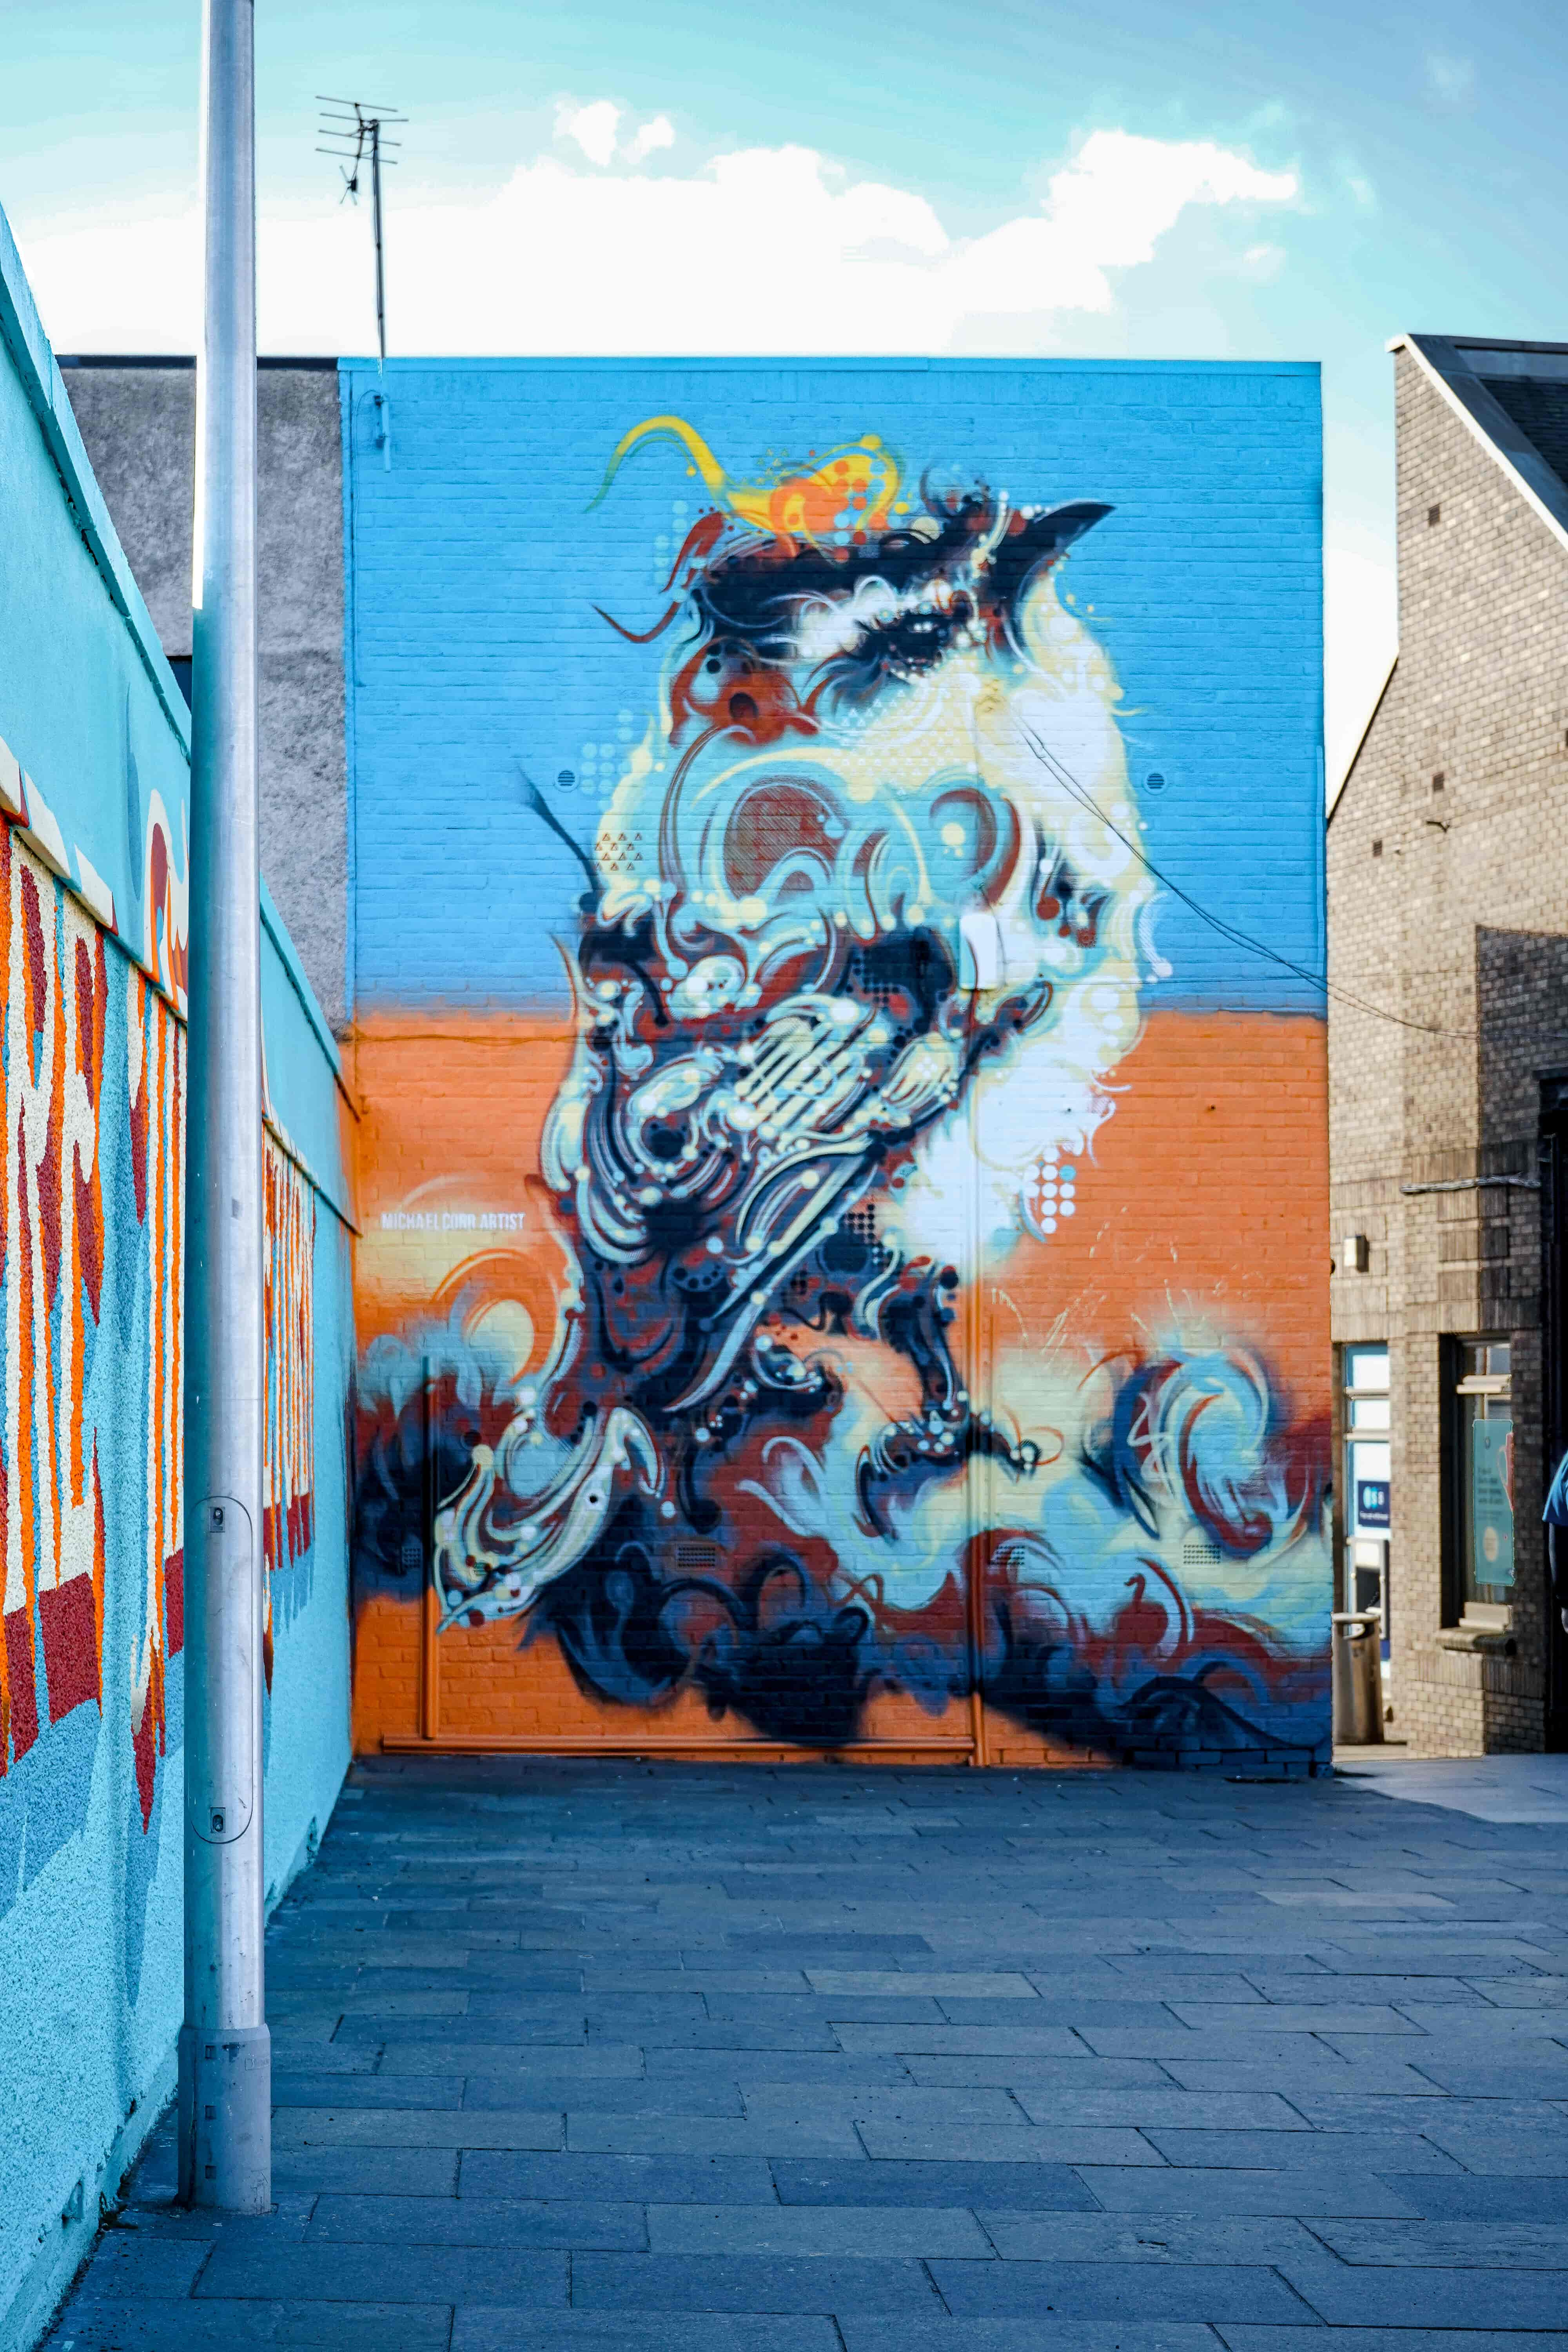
[4,1607,39,1759]
[164,1548,184,1655]
[40,1574,100,1722]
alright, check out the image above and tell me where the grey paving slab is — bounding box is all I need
[1009,2091,1310,2130]
[932,2256,1316,2322]
[714,2054,918,2086]
[54,2238,212,2297]
[905,2056,1167,2091]
[647,2202,993,2256]
[1276,2252,1568,2329]
[568,2252,942,2311]
[592,2018,843,2050]
[742,2085,1024,2123]
[92,2200,316,2245]
[1267,2090,1520,2129]
[269,2146,460,2196]
[45,2301,454,2348]
[273,2106,565,2150]
[270,2072,467,2109]
[377,2040,644,2077]
[332,2014,588,2047]
[460,2152,779,2203]
[1214,2334,1568,2352]
[725,1932,936,1953]
[196,2242,566,2305]
[49,1757,1568,2352]
[453,2320,841,2352]
[1414,2121,1568,2171]
[1167,2001,1425,2034]
[706,1994,949,2022]
[841,2323,1221,2352]
[462,2075,742,2114]
[1078,2166,1424,2216]
[1065,1972,1269,2002]
[857,2123,1164,2164]
[1076,2027,1358,2062]
[833,2024,1094,2057]
[1139,2127,1465,2171]
[337,1989,472,2016]
[567,2114,865,2154]
[1379,2172,1568,2221]
[806,1971,1038,1998]
[771,2159,1101,2210]
[976,2212,1324,2263]
[1310,2216,1568,2267]
[1404,2055,1568,2096]
[307,2193,646,2247]
[1154,2060,1445,2099]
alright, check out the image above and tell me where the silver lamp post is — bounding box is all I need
[178,0,270,2211]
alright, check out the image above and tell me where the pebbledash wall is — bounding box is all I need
[344,358,1331,1771]
[0,211,354,2348]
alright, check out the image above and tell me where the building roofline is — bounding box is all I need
[1389,333,1568,557]
[1327,653,1397,824]
[56,353,340,371]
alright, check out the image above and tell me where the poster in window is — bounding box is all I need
[1471,1416,1515,1588]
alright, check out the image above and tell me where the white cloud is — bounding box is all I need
[626,115,675,165]
[18,116,1369,817]
[12,122,1297,359]
[1425,53,1475,105]
[555,98,620,168]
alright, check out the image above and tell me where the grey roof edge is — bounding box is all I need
[0,201,192,753]
[1327,652,1397,824]
[56,354,341,371]
[1390,332,1568,556]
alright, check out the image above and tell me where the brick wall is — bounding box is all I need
[1329,346,1568,1754]
[61,363,349,1033]
[344,361,1332,1769]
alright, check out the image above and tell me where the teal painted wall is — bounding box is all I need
[0,202,355,2348]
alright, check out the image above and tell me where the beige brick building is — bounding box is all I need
[1329,335,1568,1754]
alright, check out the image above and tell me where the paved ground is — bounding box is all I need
[46,1753,1568,2352]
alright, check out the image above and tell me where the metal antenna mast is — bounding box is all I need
[318,96,404,368]
[180,0,269,2212]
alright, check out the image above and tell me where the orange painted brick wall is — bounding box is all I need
[350,1008,1329,1764]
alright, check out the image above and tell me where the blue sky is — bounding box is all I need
[3,0,1563,782]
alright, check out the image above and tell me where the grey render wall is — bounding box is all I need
[60,361,348,1033]
[1328,344,1568,1755]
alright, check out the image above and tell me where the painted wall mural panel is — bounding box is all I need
[0,818,183,1842]
[345,362,1329,1768]
[0,815,321,1855]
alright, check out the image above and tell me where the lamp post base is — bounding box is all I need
[177,2022,271,2210]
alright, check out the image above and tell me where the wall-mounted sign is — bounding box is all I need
[1356,1479,1390,1530]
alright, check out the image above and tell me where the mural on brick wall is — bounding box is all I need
[262,1135,317,1688]
[353,400,1332,1765]
[0,815,317,1906]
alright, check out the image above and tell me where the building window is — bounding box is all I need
[1344,1344,1391,1648]
[1453,1339,1514,1613]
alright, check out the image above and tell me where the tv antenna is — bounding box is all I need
[317,96,404,369]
